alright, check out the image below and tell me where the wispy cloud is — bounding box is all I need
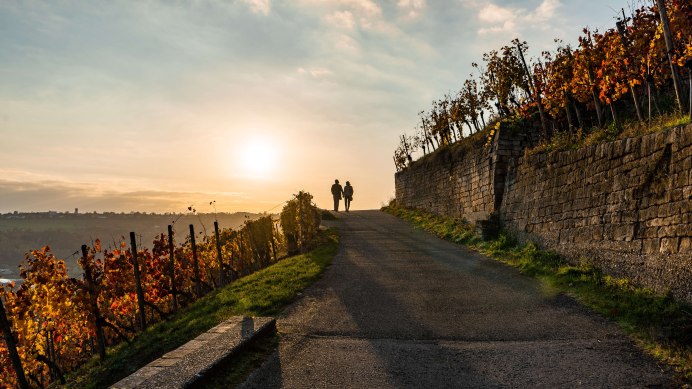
[325,10,356,30]
[397,0,426,21]
[297,67,333,79]
[476,0,562,36]
[239,0,271,15]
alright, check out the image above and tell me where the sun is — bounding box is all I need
[239,137,278,179]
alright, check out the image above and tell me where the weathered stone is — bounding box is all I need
[643,239,660,254]
[679,237,692,253]
[659,238,679,254]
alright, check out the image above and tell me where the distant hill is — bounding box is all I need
[0,212,261,282]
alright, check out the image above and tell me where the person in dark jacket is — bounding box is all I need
[343,181,354,212]
[331,179,343,212]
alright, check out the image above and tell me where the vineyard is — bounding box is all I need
[0,192,321,388]
[394,0,692,170]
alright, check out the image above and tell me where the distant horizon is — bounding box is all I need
[1,209,263,216]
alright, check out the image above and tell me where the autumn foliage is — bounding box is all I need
[0,193,319,387]
[394,0,692,171]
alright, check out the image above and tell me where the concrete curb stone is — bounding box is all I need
[111,316,276,389]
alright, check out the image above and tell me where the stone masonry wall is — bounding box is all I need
[394,130,525,223]
[394,145,494,223]
[394,125,692,303]
[501,126,691,302]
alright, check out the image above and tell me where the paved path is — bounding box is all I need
[240,210,675,388]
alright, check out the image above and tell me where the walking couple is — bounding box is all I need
[330,179,354,212]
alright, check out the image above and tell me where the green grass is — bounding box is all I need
[63,229,339,388]
[382,205,692,382]
[529,112,690,156]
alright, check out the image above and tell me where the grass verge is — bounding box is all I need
[63,228,339,388]
[382,205,692,383]
[529,113,690,156]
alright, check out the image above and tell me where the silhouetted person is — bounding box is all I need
[331,179,343,212]
[343,181,354,212]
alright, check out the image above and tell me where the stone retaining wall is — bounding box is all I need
[394,131,525,223]
[501,126,691,302]
[394,125,692,303]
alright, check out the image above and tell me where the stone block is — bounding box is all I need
[657,225,677,237]
[679,237,692,253]
[660,237,679,254]
[613,140,626,159]
[682,155,692,171]
[642,239,660,254]
[644,226,660,238]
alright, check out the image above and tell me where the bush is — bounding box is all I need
[280,191,321,254]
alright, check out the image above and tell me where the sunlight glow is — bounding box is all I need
[239,136,278,179]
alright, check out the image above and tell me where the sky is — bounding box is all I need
[0,0,634,214]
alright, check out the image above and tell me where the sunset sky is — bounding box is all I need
[1,0,632,214]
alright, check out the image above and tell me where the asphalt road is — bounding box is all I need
[239,210,675,388]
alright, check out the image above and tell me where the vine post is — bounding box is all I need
[656,0,684,113]
[189,224,202,297]
[229,231,237,282]
[81,245,106,360]
[615,20,644,123]
[167,225,178,313]
[129,232,147,331]
[270,219,277,262]
[214,221,226,286]
[0,296,29,389]
[298,191,304,253]
[515,40,548,137]
[688,66,691,122]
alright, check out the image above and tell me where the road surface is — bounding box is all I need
[240,210,675,388]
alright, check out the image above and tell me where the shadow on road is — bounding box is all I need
[240,210,675,388]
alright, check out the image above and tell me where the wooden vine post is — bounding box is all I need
[656,0,684,113]
[687,62,692,122]
[515,40,548,137]
[214,221,226,286]
[167,225,178,312]
[229,231,237,282]
[189,224,202,297]
[298,191,304,253]
[238,230,244,278]
[129,232,147,331]
[270,219,277,262]
[81,245,106,360]
[0,296,29,389]
[616,20,645,122]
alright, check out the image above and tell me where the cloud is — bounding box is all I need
[476,0,562,36]
[344,0,382,18]
[334,33,361,54]
[302,0,383,30]
[239,0,271,15]
[478,4,515,24]
[325,10,355,29]
[397,0,426,21]
[297,67,333,78]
